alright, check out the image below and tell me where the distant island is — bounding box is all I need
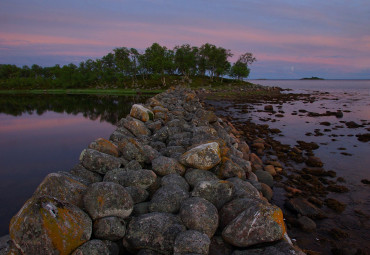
[300,76,324,80]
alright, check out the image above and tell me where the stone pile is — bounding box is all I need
[5,87,304,255]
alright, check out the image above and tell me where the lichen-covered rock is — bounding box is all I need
[104,169,157,189]
[80,149,124,175]
[10,196,92,255]
[149,185,189,213]
[109,127,135,143]
[231,239,305,255]
[117,137,146,163]
[161,173,189,192]
[121,117,151,137]
[179,197,219,238]
[88,138,120,157]
[143,145,160,164]
[125,160,142,170]
[130,104,154,122]
[71,239,109,255]
[160,146,186,159]
[70,164,103,184]
[227,177,260,200]
[191,180,234,209]
[83,182,133,220]
[152,156,186,176]
[125,186,149,204]
[222,202,286,247]
[264,165,277,176]
[174,230,210,255]
[93,216,126,241]
[33,173,87,208]
[126,212,186,254]
[152,126,169,142]
[250,153,263,168]
[185,169,219,188]
[216,157,246,179]
[254,170,274,187]
[180,142,221,170]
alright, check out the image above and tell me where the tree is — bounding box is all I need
[174,44,198,80]
[230,52,256,81]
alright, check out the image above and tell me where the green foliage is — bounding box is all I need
[0,43,256,90]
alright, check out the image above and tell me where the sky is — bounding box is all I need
[0,0,369,79]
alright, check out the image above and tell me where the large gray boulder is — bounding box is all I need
[231,239,305,255]
[179,142,221,170]
[149,185,189,213]
[80,149,124,174]
[152,156,186,176]
[125,212,186,254]
[83,182,133,220]
[191,180,234,209]
[71,239,109,255]
[117,137,146,163]
[184,169,219,188]
[174,230,211,255]
[227,177,260,200]
[9,196,92,255]
[70,164,103,184]
[103,168,157,189]
[161,173,190,192]
[93,216,126,241]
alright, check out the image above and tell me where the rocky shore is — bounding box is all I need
[0,87,306,255]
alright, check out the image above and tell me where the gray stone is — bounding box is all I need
[109,127,134,143]
[209,236,233,255]
[254,170,274,187]
[9,196,92,255]
[102,240,120,255]
[93,216,126,241]
[152,126,169,142]
[191,180,234,209]
[132,202,150,216]
[130,104,154,122]
[125,160,142,171]
[179,197,219,238]
[174,230,210,255]
[143,145,160,164]
[180,142,221,170]
[152,156,186,176]
[285,197,326,219]
[160,146,186,159]
[104,169,157,189]
[80,149,124,174]
[83,182,133,220]
[125,186,149,204]
[161,173,190,192]
[126,212,186,254]
[231,239,305,255]
[70,164,103,184]
[149,185,189,213]
[121,116,151,137]
[88,138,120,157]
[117,137,146,163]
[150,141,166,151]
[184,168,219,188]
[227,177,260,200]
[260,183,273,201]
[71,239,109,255]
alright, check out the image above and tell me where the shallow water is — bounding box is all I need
[0,94,147,235]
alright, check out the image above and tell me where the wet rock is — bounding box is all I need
[227,177,260,200]
[125,186,149,204]
[9,196,92,255]
[71,239,109,255]
[231,239,305,255]
[149,185,189,213]
[161,173,190,192]
[93,216,126,241]
[83,182,133,220]
[152,156,186,176]
[121,117,151,137]
[264,105,274,111]
[70,164,103,184]
[305,156,323,167]
[320,121,331,126]
[297,216,316,232]
[80,149,124,174]
[285,197,326,219]
[361,179,370,184]
[297,141,319,151]
[345,121,362,128]
[254,170,274,187]
[179,142,221,170]
[88,138,120,157]
[191,180,234,209]
[325,198,346,213]
[179,197,219,238]
[117,137,146,163]
[33,173,87,208]
[264,165,277,176]
[104,169,157,189]
[126,212,186,254]
[327,184,349,193]
[356,133,370,142]
[185,168,219,188]
[222,201,286,247]
[174,230,211,255]
[260,183,273,201]
[130,104,154,122]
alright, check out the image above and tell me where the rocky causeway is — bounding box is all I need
[1,87,309,254]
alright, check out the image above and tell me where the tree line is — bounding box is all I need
[0,43,256,89]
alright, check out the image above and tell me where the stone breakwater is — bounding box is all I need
[4,87,304,255]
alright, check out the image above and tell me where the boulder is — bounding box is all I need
[125,186,149,204]
[143,145,160,164]
[130,104,154,122]
[179,142,221,170]
[297,216,316,232]
[152,156,186,176]
[161,173,190,192]
[109,127,135,143]
[285,197,326,219]
[184,168,219,188]
[222,202,286,247]
[104,169,157,189]
[174,230,211,255]
[231,239,305,255]
[126,212,186,254]
[9,196,92,255]
[249,153,263,168]
[260,183,273,201]
[121,117,151,137]
[149,185,189,213]
[191,180,234,209]
[216,157,246,179]
[88,138,120,157]
[71,239,109,255]
[117,137,146,163]
[254,170,274,187]
[83,182,133,220]
[179,197,219,238]
[93,216,126,241]
[305,156,324,167]
[125,160,142,171]
[33,173,87,208]
[227,177,260,200]
[70,164,103,184]
[102,240,120,255]
[80,149,124,175]
[264,165,276,176]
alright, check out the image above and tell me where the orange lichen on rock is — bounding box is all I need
[88,138,120,157]
[270,206,286,238]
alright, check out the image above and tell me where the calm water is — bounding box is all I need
[0,94,147,235]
